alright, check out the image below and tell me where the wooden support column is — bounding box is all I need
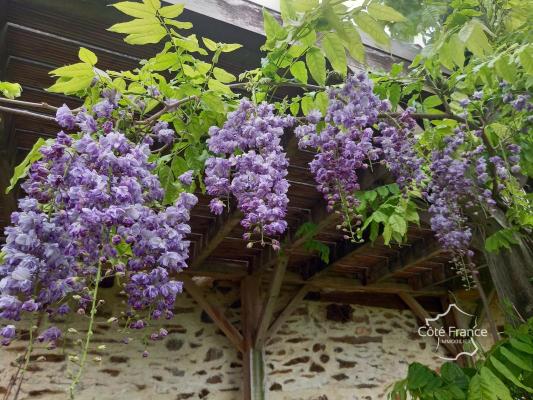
[242,275,265,400]
[255,256,288,348]
[182,276,244,352]
[398,292,458,357]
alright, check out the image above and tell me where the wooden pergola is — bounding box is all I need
[0,1,489,398]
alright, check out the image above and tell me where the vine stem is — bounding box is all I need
[12,315,38,400]
[69,260,103,399]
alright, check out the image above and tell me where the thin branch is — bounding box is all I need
[0,105,57,122]
[0,97,59,112]
[383,112,466,122]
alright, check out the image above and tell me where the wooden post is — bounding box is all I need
[241,275,265,400]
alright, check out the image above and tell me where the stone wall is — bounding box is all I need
[0,284,444,400]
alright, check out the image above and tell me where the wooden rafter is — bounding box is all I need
[181,275,244,352]
[367,237,444,284]
[189,211,242,270]
[253,164,389,277]
[267,284,310,338]
[263,234,443,338]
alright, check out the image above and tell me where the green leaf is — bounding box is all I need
[389,214,407,236]
[164,19,192,30]
[407,363,435,390]
[353,12,389,47]
[149,52,179,71]
[468,374,493,400]
[290,61,308,84]
[208,79,232,95]
[480,367,513,399]
[201,92,225,112]
[321,32,347,75]
[50,63,94,78]
[458,19,492,57]
[48,76,94,94]
[301,95,315,115]
[510,338,533,355]
[78,47,97,65]
[306,47,326,85]
[342,24,365,63]
[220,43,242,53]
[213,67,236,83]
[367,3,406,22]
[383,223,392,245]
[423,95,442,108]
[448,34,466,67]
[6,138,46,193]
[0,81,22,99]
[441,362,469,390]
[519,45,533,75]
[202,37,218,51]
[263,9,284,41]
[158,165,178,205]
[377,185,389,197]
[499,346,533,371]
[494,55,517,83]
[314,91,328,115]
[290,101,300,116]
[158,3,184,18]
[108,18,166,44]
[491,355,533,391]
[116,240,133,256]
[485,228,518,252]
[295,221,318,238]
[112,1,154,18]
[143,0,161,11]
[279,0,296,21]
[291,0,318,12]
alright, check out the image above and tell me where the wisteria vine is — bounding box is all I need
[0,101,196,396]
[205,99,295,248]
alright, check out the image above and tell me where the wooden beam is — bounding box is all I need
[281,273,448,297]
[181,275,244,352]
[255,256,288,348]
[253,164,388,276]
[165,0,421,63]
[267,284,310,338]
[368,237,444,284]
[189,211,242,270]
[398,292,458,356]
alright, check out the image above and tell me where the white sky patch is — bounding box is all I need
[248,0,365,11]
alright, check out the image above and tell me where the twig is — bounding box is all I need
[0,97,59,112]
[0,105,57,122]
[383,112,466,122]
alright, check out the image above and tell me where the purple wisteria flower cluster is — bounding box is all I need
[426,129,478,259]
[375,108,425,190]
[0,103,196,345]
[205,99,295,247]
[296,74,389,238]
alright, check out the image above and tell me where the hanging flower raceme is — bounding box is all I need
[375,108,426,190]
[205,99,295,247]
[0,103,197,345]
[296,73,386,239]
